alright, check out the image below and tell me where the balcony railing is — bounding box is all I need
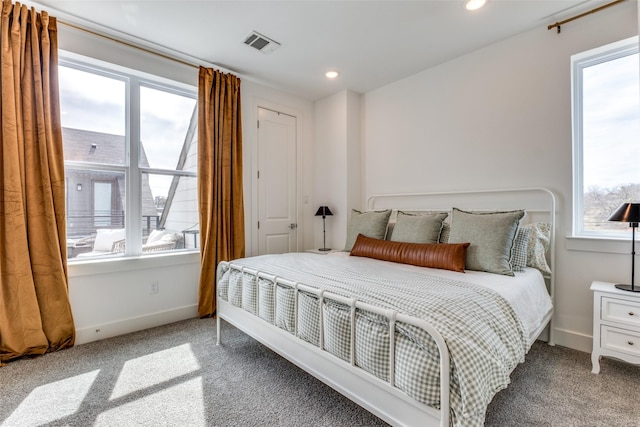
[67,212,160,239]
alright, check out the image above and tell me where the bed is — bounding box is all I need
[216,188,556,427]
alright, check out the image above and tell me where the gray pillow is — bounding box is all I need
[448,208,525,276]
[389,211,447,244]
[344,209,391,251]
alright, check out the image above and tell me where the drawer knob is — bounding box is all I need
[629,341,635,346]
[630,312,636,316]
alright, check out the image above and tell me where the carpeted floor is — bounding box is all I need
[1,318,639,426]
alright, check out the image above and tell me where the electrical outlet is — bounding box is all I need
[150,281,159,294]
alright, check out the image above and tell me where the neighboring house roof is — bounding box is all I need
[62,127,158,217]
[62,127,150,165]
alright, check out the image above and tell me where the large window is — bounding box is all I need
[60,56,198,259]
[572,36,639,238]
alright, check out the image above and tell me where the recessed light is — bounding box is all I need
[465,0,486,11]
[325,70,339,79]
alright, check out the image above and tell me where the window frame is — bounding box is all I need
[60,53,198,260]
[571,35,639,238]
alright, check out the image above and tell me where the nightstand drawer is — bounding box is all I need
[601,326,640,357]
[601,297,640,328]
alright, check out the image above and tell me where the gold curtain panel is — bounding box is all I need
[197,67,245,318]
[0,0,75,365]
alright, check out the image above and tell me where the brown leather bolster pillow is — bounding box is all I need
[350,234,470,273]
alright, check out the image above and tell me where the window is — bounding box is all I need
[572,36,640,238]
[60,56,198,259]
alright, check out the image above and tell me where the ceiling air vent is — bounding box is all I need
[243,31,280,54]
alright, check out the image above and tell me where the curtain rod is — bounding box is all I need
[53,15,254,83]
[547,0,628,34]
[24,0,211,70]
[25,0,245,78]
[58,20,200,70]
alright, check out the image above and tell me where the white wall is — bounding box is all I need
[57,21,314,344]
[314,90,362,251]
[315,92,348,250]
[362,1,638,352]
[346,91,363,228]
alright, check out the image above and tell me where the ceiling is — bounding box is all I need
[31,0,613,101]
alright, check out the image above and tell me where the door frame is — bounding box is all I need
[249,99,305,257]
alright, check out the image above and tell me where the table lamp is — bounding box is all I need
[608,202,640,292]
[314,206,333,251]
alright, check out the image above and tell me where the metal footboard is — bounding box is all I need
[216,263,450,427]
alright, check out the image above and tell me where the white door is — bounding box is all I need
[257,108,297,254]
[93,181,112,226]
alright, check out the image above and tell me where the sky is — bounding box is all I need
[58,66,197,198]
[582,52,640,190]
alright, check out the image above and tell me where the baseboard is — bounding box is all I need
[73,306,594,353]
[551,327,592,353]
[75,304,198,345]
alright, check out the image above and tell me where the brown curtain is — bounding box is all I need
[197,67,245,318]
[0,1,75,365]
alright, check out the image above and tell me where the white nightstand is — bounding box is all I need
[305,248,340,255]
[590,281,640,373]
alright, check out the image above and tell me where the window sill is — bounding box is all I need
[68,250,200,278]
[565,236,634,255]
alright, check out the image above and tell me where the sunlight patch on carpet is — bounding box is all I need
[1,370,99,426]
[97,377,205,426]
[110,343,200,400]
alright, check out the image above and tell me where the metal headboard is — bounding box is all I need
[366,187,557,345]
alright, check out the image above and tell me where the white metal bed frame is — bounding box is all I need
[216,187,556,427]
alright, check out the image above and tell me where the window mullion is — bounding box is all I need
[127,77,143,255]
[139,167,197,177]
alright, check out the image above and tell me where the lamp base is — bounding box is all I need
[318,247,331,252]
[615,284,640,292]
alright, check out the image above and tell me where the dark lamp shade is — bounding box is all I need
[315,206,333,217]
[607,203,640,224]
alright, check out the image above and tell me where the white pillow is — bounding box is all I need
[93,228,125,252]
[147,229,167,244]
[160,233,179,242]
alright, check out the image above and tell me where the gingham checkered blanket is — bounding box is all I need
[217,253,528,426]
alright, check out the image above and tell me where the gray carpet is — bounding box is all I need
[0,318,638,426]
